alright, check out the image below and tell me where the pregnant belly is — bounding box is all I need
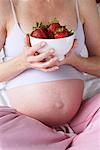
[6,79,84,126]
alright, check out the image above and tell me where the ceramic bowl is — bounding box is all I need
[30,33,75,60]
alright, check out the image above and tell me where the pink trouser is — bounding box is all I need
[69,93,100,150]
[0,94,100,150]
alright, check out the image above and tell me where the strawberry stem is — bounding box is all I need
[32,22,46,31]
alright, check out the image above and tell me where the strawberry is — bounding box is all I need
[31,28,48,39]
[48,23,60,33]
[30,18,74,39]
[54,27,69,39]
[31,22,48,39]
[48,18,60,33]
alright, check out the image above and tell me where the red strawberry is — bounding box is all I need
[54,28,69,39]
[31,28,48,39]
[48,23,60,33]
[30,19,73,39]
[48,18,61,33]
[31,22,48,39]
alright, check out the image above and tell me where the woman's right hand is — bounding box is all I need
[21,35,59,72]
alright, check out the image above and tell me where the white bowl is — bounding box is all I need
[30,33,75,60]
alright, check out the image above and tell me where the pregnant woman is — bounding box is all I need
[0,0,100,149]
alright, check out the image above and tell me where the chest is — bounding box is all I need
[9,0,77,34]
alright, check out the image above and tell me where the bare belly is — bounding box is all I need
[6,79,84,126]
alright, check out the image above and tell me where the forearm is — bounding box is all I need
[0,55,28,82]
[71,55,100,77]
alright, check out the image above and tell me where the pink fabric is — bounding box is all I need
[0,94,100,150]
[68,93,100,150]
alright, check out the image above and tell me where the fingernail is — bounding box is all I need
[41,42,46,46]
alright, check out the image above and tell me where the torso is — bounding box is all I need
[3,0,84,126]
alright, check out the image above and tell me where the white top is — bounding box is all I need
[0,0,85,91]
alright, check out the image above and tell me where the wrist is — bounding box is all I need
[71,54,87,71]
[70,54,83,67]
[67,53,80,66]
[15,54,29,71]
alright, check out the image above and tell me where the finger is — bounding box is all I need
[28,42,46,55]
[24,34,31,47]
[58,59,65,65]
[35,49,56,62]
[40,57,58,69]
[27,49,55,62]
[30,57,58,69]
[26,42,46,56]
[41,66,59,72]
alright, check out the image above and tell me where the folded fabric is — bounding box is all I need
[0,94,100,150]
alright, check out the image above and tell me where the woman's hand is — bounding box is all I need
[58,39,79,66]
[21,35,59,72]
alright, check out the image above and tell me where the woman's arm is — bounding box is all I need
[0,25,28,82]
[69,54,100,77]
[59,0,100,77]
[74,0,100,76]
[0,1,28,82]
[0,1,59,82]
[0,33,59,82]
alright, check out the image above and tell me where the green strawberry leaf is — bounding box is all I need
[51,18,59,23]
[32,21,46,30]
[48,18,59,25]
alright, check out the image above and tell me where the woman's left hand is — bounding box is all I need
[58,39,79,66]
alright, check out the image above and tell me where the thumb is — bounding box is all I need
[24,34,31,47]
[71,39,78,49]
